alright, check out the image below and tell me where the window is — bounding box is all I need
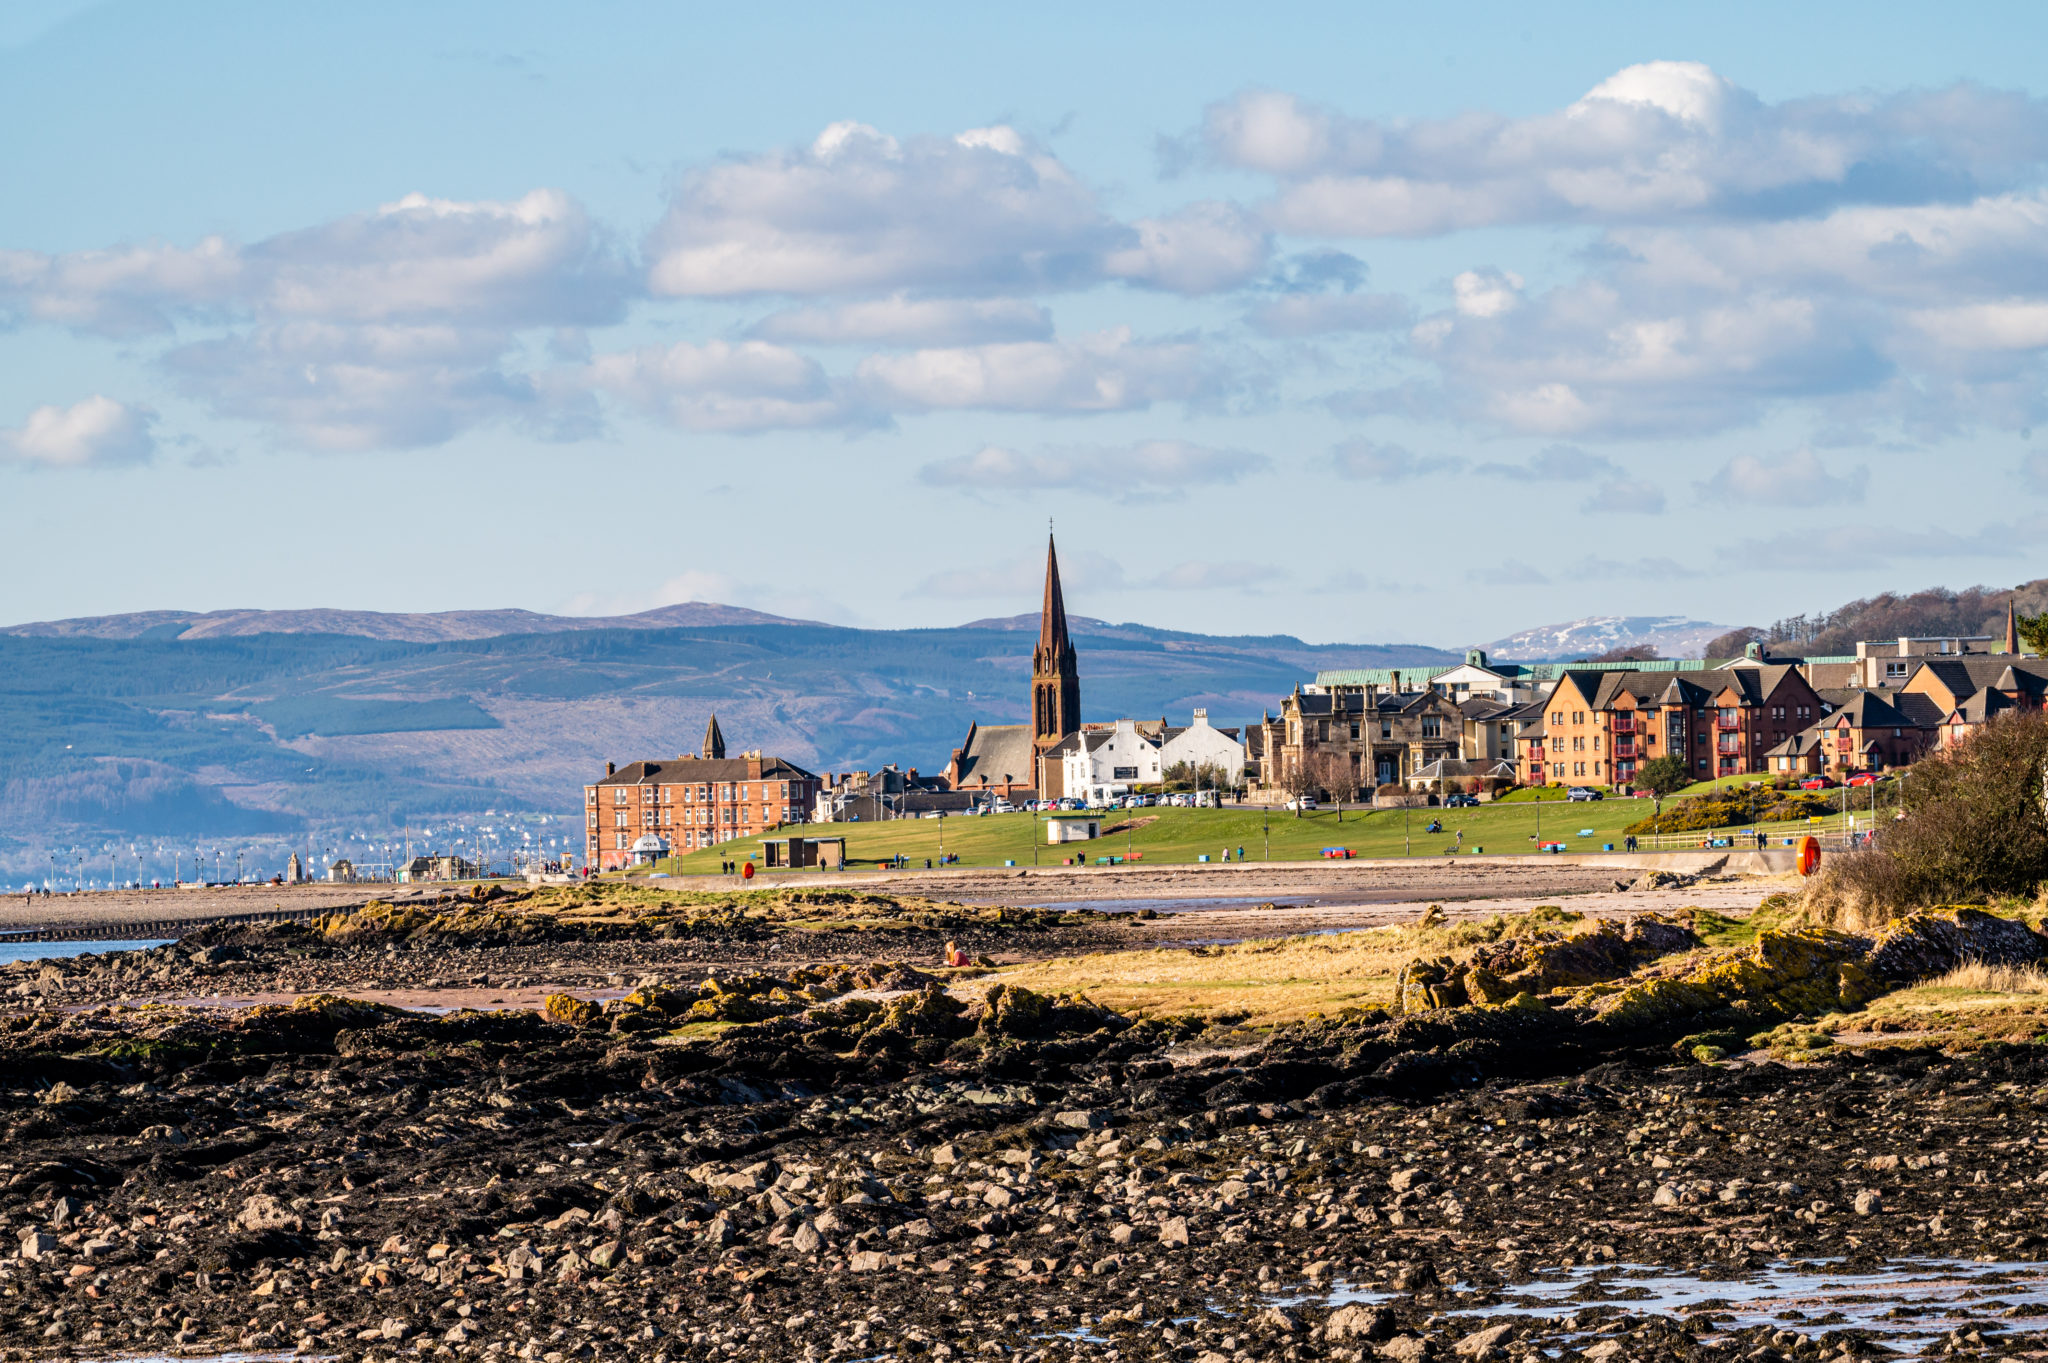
[1380,721,1392,739]
[613,812,627,829]
[1349,722,1361,740]
[1771,706,1784,720]
[661,787,671,803]
[1421,717,1441,738]
[1572,711,1585,724]
[1885,661,1909,679]
[1112,766,1139,780]
[1592,736,1601,751]
[613,787,629,805]
[614,833,626,850]
[1550,711,1563,726]
[584,787,596,806]
[1551,737,1563,752]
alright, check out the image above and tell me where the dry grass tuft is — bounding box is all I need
[1926,961,2048,994]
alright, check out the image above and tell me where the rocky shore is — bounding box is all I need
[0,893,2043,1362]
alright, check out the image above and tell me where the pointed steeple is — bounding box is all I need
[1030,531,1082,787]
[1037,532,1071,660]
[701,713,726,761]
[2007,596,2021,655]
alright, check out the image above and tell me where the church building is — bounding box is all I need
[942,534,1082,801]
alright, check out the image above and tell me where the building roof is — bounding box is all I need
[1315,657,1721,689]
[597,755,819,786]
[1559,664,1805,711]
[1913,657,2048,703]
[1947,686,2020,725]
[950,722,1038,788]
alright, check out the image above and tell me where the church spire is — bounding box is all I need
[701,713,726,761]
[1038,531,1071,660]
[2007,596,2022,655]
[1030,532,1082,792]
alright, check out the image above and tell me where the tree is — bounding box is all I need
[1277,759,1317,817]
[1634,755,1691,812]
[1704,627,1763,658]
[2018,610,2048,657]
[1575,643,1665,663]
[1313,751,1362,824]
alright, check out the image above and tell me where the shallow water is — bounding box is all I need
[1292,1258,2048,1358]
[0,938,172,965]
[971,895,1317,915]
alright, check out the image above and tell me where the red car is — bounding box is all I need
[1846,772,1881,787]
[1799,777,1836,790]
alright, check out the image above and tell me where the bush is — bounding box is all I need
[1872,709,2048,904]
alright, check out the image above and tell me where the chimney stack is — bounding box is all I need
[605,761,615,776]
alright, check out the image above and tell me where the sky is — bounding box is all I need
[4,0,2048,645]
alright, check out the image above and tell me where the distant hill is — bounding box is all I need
[0,609,1457,873]
[1484,615,1732,662]
[1,602,819,643]
[1749,581,2048,657]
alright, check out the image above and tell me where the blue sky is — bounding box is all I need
[4,1,2047,644]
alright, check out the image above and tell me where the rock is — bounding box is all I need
[1388,1167,1427,1192]
[790,1223,822,1254]
[1391,1260,1439,1292]
[18,1230,56,1260]
[1652,1184,1680,1207]
[543,993,604,1027]
[1109,1224,1135,1245]
[39,1081,78,1106]
[1258,1307,1298,1334]
[1158,1217,1189,1247]
[1454,1322,1515,1357]
[239,1193,303,1233]
[1380,1335,1433,1362]
[1854,1189,1881,1216]
[1581,1342,1624,1362]
[1867,906,2047,982]
[586,1240,622,1269]
[1327,1305,1395,1343]
[49,1195,81,1227]
[848,1250,889,1272]
[982,1186,1018,1209]
[929,1143,961,1165]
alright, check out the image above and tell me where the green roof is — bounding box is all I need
[1316,657,1715,688]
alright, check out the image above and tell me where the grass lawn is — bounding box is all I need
[655,798,1662,875]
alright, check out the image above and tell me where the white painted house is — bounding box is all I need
[1061,719,1162,804]
[1159,709,1246,785]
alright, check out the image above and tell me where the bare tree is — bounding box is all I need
[1313,750,1362,824]
[1278,758,1318,817]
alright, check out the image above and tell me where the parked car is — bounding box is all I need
[1443,793,1479,807]
[1286,796,1319,811]
[1845,773,1881,787]
[1799,777,1836,790]
[1566,786,1602,802]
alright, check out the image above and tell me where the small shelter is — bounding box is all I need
[628,834,668,868]
[758,835,846,869]
[1045,813,1101,844]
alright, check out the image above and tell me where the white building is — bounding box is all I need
[1159,709,1246,785]
[1053,711,1246,804]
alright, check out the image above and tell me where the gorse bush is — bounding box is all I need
[1805,709,2048,925]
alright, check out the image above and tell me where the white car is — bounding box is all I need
[1286,796,1319,811]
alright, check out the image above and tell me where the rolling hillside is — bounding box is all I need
[0,611,1458,870]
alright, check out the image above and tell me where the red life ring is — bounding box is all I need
[741,861,755,880]
[1798,836,1821,877]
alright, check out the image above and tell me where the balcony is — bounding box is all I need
[1613,739,1637,757]
[1716,713,1743,730]
[1610,716,1636,734]
[1717,737,1741,755]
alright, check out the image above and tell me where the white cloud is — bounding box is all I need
[919,440,1268,494]
[912,550,1126,600]
[646,123,1264,299]
[1473,443,1618,481]
[1718,524,2011,572]
[585,339,864,433]
[1581,477,1666,514]
[1,189,629,450]
[748,295,1053,346]
[1245,290,1410,337]
[1468,559,1551,586]
[1145,560,1284,591]
[1327,438,1450,482]
[1197,64,2048,236]
[1699,448,1869,506]
[856,328,1216,413]
[0,395,155,468]
[1570,555,1697,579]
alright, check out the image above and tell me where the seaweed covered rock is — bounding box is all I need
[1584,927,1881,1030]
[1395,917,1700,1012]
[1866,906,2047,982]
[543,993,604,1027]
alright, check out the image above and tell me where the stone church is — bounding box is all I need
[942,534,1081,801]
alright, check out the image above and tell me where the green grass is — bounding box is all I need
[652,798,1665,875]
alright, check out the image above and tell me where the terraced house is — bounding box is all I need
[1524,665,1824,787]
[585,714,822,869]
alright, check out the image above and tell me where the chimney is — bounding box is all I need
[605,761,615,776]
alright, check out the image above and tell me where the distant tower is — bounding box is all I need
[702,713,727,760]
[2007,597,2022,655]
[1031,534,1082,788]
